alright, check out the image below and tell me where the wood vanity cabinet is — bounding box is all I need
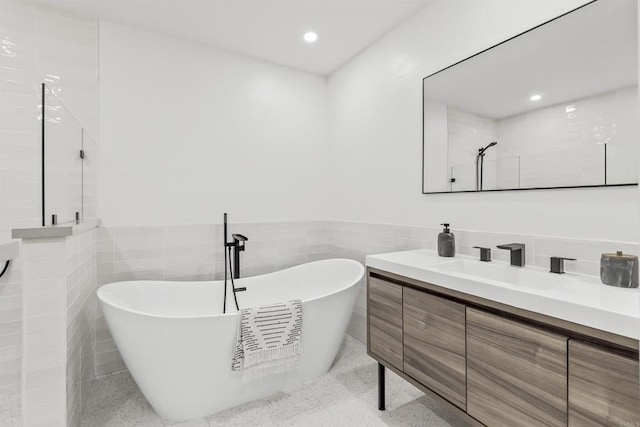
[367,276,403,370]
[568,340,640,426]
[403,288,466,410]
[466,308,568,427]
[366,269,639,427]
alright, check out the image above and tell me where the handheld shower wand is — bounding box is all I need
[478,141,498,155]
[476,141,498,191]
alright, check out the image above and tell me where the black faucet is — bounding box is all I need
[497,243,525,266]
[550,256,576,274]
[230,234,248,279]
[473,246,492,262]
[222,214,248,314]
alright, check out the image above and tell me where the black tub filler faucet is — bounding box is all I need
[222,213,248,313]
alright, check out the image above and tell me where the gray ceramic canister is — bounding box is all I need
[600,251,638,288]
[438,223,455,257]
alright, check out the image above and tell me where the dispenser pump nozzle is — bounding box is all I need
[440,223,450,233]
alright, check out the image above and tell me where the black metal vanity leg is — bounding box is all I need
[378,362,386,411]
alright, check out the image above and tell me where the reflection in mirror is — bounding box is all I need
[422,0,638,193]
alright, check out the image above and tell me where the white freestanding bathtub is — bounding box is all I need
[97,258,364,421]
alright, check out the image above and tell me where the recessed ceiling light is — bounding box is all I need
[303,32,318,43]
[530,94,542,101]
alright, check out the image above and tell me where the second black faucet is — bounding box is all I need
[497,243,525,266]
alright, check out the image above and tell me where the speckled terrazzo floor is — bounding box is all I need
[0,385,20,427]
[81,335,469,426]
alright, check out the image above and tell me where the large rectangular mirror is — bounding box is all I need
[422,0,638,193]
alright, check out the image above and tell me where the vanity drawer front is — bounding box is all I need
[568,340,639,426]
[403,288,466,410]
[368,277,403,369]
[466,308,568,427]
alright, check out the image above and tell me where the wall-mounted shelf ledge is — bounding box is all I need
[12,218,100,240]
[0,241,19,262]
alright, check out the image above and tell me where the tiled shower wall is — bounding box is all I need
[20,228,97,426]
[0,0,98,240]
[0,258,21,426]
[95,220,637,375]
[0,0,98,424]
[22,237,67,426]
[66,230,97,427]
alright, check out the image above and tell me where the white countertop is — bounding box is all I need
[366,249,640,340]
[12,218,100,239]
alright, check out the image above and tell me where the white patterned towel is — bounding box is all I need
[231,299,303,382]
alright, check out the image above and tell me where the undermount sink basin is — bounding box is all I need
[432,259,573,290]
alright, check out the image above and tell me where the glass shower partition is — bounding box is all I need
[41,83,95,226]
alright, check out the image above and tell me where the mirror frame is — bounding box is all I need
[421,0,638,195]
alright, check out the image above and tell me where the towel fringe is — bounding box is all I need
[244,343,301,369]
[241,356,300,383]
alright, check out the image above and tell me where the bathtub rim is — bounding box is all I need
[97,258,364,320]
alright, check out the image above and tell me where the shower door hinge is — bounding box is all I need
[79,150,85,159]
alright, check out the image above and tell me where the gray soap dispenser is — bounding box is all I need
[438,223,455,257]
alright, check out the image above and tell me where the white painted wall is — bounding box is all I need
[328,0,639,242]
[99,21,329,226]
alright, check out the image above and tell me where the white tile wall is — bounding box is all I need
[325,221,638,342]
[447,107,499,191]
[21,228,97,427]
[95,221,328,375]
[22,237,66,427]
[65,230,96,427]
[498,87,639,188]
[94,220,636,372]
[441,87,639,191]
[0,255,22,427]
[0,1,98,424]
[0,0,98,239]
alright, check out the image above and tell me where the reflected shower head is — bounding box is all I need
[478,141,498,155]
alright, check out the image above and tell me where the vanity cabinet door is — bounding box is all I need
[403,288,466,410]
[367,276,403,369]
[568,340,639,426]
[466,308,568,427]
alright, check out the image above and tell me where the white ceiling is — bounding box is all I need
[38,0,429,75]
